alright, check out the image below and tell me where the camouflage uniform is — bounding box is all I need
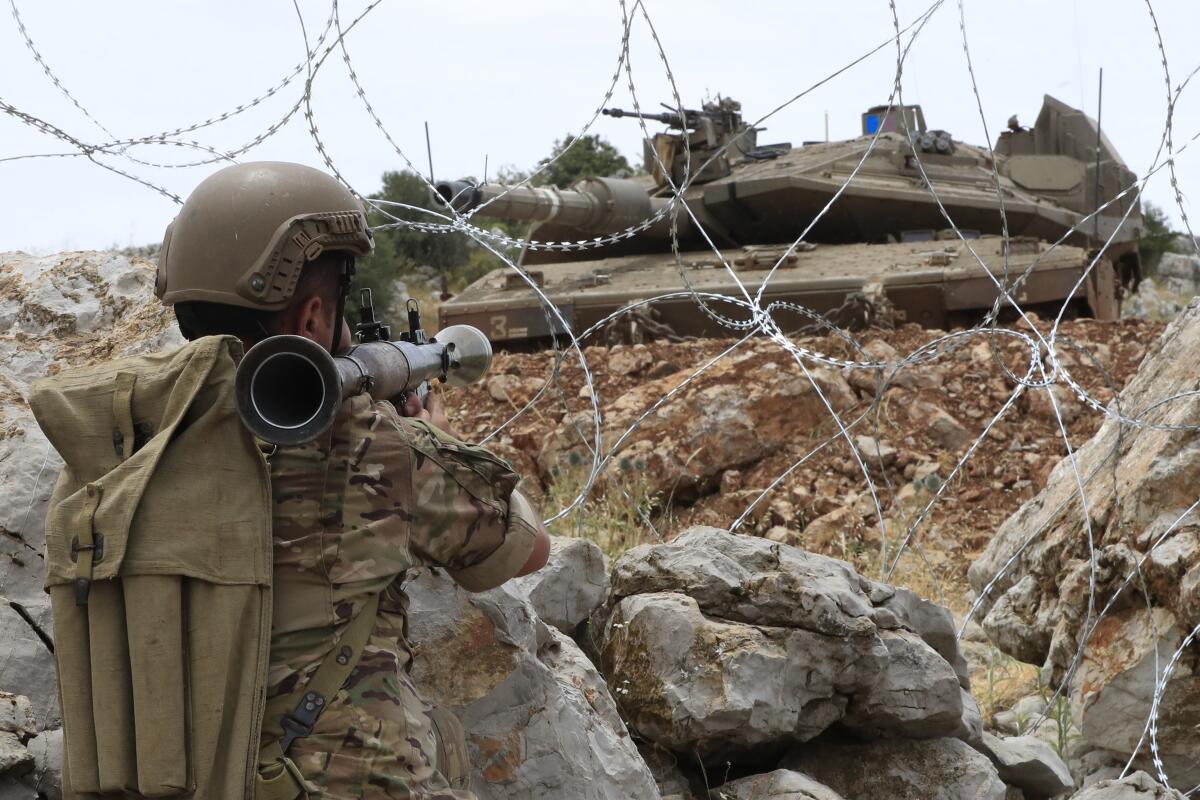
[263,393,539,799]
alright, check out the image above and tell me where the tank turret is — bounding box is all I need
[994,95,1140,247]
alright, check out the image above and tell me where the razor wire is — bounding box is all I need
[5,0,1200,792]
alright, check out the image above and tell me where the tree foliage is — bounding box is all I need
[354,133,636,320]
[533,133,635,188]
[1139,202,1185,273]
[355,171,469,315]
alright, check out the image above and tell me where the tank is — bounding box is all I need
[434,95,1142,344]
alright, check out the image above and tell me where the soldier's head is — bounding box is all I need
[156,161,374,353]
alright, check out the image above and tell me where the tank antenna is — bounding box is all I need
[424,121,435,183]
[1092,68,1103,243]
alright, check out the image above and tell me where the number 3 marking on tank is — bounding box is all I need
[490,315,507,339]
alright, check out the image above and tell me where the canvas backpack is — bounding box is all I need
[28,335,386,800]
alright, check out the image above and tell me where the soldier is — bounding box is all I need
[157,161,550,798]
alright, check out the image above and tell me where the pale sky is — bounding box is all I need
[3,0,1199,253]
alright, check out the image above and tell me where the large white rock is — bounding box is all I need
[598,528,973,760]
[507,535,609,635]
[600,591,887,759]
[405,570,660,800]
[1156,252,1200,296]
[0,606,57,734]
[1069,608,1199,789]
[0,731,33,778]
[979,732,1074,798]
[0,694,33,737]
[882,585,971,689]
[608,527,904,635]
[841,630,964,739]
[1067,771,1186,800]
[968,301,1200,776]
[19,727,62,800]
[783,737,1007,800]
[713,769,846,800]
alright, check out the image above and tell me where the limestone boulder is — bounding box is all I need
[1068,608,1199,789]
[507,536,609,636]
[1067,771,1186,800]
[1122,278,1185,321]
[881,585,971,689]
[978,732,1074,799]
[840,630,964,739]
[597,528,973,761]
[19,727,62,800]
[711,769,846,800]
[608,527,892,634]
[968,301,1200,779]
[600,591,887,759]
[0,694,34,738]
[1156,252,1200,297]
[405,570,660,800]
[0,730,33,778]
[782,737,1007,800]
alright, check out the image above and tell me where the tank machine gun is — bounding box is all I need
[435,96,1142,345]
[602,97,791,186]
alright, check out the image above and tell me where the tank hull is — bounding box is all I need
[439,237,1118,345]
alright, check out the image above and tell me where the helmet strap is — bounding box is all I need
[330,253,356,355]
[255,318,273,343]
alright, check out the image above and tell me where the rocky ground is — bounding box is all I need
[451,317,1162,607]
[2,250,1197,800]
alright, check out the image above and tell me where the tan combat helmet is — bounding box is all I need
[157,161,374,310]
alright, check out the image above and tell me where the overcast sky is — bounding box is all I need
[3,0,1199,253]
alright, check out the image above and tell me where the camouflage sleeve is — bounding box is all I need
[400,412,539,592]
[446,489,541,592]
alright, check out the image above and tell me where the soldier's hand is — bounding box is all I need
[421,392,457,436]
[399,390,461,440]
[399,391,425,418]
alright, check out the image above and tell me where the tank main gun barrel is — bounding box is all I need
[602,107,697,129]
[434,176,686,238]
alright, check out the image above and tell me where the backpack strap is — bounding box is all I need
[256,592,382,800]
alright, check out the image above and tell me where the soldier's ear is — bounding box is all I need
[292,293,331,345]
